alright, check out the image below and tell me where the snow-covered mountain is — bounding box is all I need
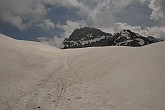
[0,34,165,110]
[62,27,163,49]
[108,29,163,46]
[61,27,112,49]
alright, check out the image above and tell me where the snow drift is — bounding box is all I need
[0,34,165,110]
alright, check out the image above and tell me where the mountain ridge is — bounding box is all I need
[62,27,163,49]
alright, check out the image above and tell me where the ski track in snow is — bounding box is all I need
[12,50,77,110]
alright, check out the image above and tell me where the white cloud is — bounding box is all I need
[37,36,65,48]
[148,0,165,23]
[114,22,165,39]
[37,20,87,48]
[145,26,165,39]
[57,20,87,38]
[136,0,165,23]
[37,19,55,30]
[1,14,27,30]
[114,22,144,33]
[37,37,49,44]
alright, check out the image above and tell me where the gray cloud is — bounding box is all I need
[0,0,137,30]
[0,0,81,30]
[1,0,165,42]
[77,0,136,28]
[0,0,47,30]
[0,0,160,28]
[42,0,81,7]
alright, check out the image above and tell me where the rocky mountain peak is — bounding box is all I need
[61,27,163,49]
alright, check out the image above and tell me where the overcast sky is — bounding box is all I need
[0,0,165,43]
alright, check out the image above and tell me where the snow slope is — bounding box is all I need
[0,34,165,110]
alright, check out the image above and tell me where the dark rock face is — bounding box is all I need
[62,27,112,49]
[108,29,150,47]
[147,36,163,43]
[61,27,163,49]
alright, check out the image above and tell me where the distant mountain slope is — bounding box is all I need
[62,27,163,49]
